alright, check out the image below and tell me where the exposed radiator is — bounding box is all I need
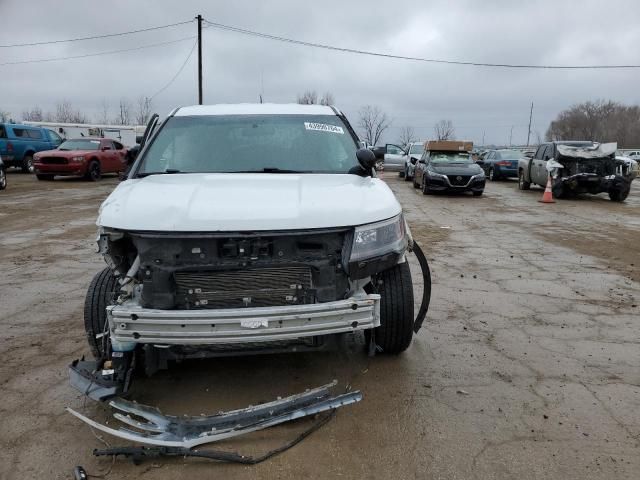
[175,266,314,309]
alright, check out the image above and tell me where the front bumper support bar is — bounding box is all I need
[67,380,361,448]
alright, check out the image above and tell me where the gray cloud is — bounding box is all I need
[1,0,638,145]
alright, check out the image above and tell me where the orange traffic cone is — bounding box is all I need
[538,174,555,204]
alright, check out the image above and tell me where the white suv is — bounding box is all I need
[76,104,428,395]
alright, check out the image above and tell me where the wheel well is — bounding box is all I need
[24,150,35,158]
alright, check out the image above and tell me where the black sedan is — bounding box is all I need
[413,150,485,196]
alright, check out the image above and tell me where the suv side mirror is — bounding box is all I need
[356,148,377,170]
[410,158,417,165]
[418,159,426,164]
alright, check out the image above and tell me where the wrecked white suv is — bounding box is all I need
[77,104,429,397]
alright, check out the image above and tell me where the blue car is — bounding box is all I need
[0,123,63,172]
[480,149,523,180]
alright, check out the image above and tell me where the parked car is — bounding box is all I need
[518,141,635,201]
[478,149,523,180]
[402,142,425,180]
[33,137,128,181]
[74,103,430,397]
[0,155,6,190]
[372,143,408,172]
[624,150,640,160]
[413,140,485,196]
[0,123,63,172]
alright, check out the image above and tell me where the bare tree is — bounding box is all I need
[320,92,334,106]
[135,96,153,125]
[434,120,455,140]
[545,99,640,146]
[358,105,391,146]
[116,98,132,125]
[97,99,110,124]
[22,106,43,122]
[0,110,10,122]
[398,126,416,147]
[54,101,87,123]
[297,90,318,105]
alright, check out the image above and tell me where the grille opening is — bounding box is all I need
[175,266,314,309]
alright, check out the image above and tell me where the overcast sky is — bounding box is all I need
[1,0,639,145]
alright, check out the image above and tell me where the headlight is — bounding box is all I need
[426,169,444,178]
[473,172,485,179]
[71,156,85,163]
[348,214,407,278]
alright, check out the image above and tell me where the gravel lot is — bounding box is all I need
[0,172,639,479]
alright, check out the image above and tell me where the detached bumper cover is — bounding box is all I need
[67,380,362,448]
[108,294,381,347]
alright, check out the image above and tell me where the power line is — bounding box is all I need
[0,36,196,67]
[150,40,198,100]
[0,20,194,48]
[203,19,640,70]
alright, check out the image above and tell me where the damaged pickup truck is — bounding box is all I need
[518,141,635,201]
[72,103,431,403]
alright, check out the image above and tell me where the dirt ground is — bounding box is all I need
[0,172,639,479]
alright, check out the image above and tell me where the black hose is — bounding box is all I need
[410,241,431,333]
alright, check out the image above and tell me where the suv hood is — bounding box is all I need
[98,173,401,231]
[35,149,97,158]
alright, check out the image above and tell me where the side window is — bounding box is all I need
[13,128,28,138]
[101,140,115,150]
[542,145,553,160]
[48,130,62,143]
[0,125,6,138]
[27,129,43,139]
[113,141,124,150]
[387,144,403,155]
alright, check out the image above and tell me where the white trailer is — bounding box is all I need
[22,121,146,147]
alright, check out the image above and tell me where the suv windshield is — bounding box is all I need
[59,139,100,151]
[138,114,359,174]
[429,152,471,163]
[409,144,424,154]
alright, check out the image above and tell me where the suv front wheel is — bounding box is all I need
[84,268,118,359]
[372,262,415,354]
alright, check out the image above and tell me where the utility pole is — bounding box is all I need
[509,126,513,146]
[482,131,485,146]
[196,14,203,105]
[526,102,533,146]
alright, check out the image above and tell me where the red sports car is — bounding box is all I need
[33,137,128,181]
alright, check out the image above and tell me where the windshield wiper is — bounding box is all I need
[136,168,182,178]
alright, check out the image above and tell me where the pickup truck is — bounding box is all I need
[0,123,63,172]
[518,141,634,202]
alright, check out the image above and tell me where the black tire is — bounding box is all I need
[399,170,405,178]
[473,190,483,197]
[609,187,630,202]
[421,177,432,195]
[489,168,497,181]
[86,160,101,181]
[84,268,118,360]
[36,174,54,181]
[518,170,531,190]
[374,262,415,354]
[413,175,420,189]
[0,169,6,190]
[404,167,411,181]
[551,180,564,199]
[21,154,34,173]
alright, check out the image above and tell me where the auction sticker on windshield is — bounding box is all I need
[304,122,344,134]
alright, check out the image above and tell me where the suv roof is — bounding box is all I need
[175,103,337,117]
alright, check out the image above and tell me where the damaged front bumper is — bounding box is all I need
[67,380,362,448]
[108,293,381,351]
[556,173,629,194]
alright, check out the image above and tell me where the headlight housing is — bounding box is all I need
[426,169,444,178]
[71,156,85,163]
[348,214,407,279]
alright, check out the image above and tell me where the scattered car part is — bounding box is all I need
[67,380,361,448]
[93,410,335,465]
